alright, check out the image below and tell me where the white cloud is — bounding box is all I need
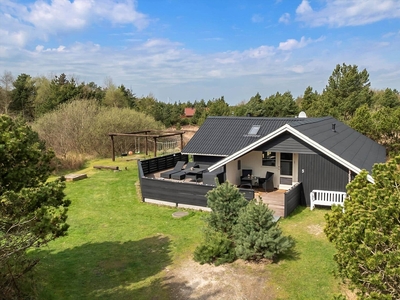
[296,0,400,27]
[278,36,310,51]
[251,14,264,23]
[288,65,305,73]
[296,0,313,15]
[279,13,290,24]
[0,0,149,43]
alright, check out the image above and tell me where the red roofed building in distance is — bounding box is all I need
[184,108,196,118]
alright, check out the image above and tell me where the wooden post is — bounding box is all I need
[180,133,184,151]
[145,132,148,155]
[153,137,157,157]
[111,135,115,161]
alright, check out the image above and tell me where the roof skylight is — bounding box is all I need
[248,125,260,135]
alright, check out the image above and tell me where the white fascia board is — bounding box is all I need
[208,124,374,183]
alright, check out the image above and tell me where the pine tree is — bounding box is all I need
[325,157,400,299]
[206,181,248,237]
[234,199,294,261]
[194,181,248,265]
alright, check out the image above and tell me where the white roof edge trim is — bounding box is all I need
[208,124,375,184]
[208,125,291,171]
[182,152,228,157]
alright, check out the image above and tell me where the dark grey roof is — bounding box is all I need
[292,116,386,171]
[183,116,386,171]
[182,117,298,156]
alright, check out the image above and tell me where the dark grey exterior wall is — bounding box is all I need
[193,155,224,165]
[140,177,254,206]
[298,154,349,206]
[256,133,317,154]
[284,182,303,217]
[140,153,188,175]
[138,159,253,207]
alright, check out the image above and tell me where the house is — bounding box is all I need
[137,115,386,216]
[181,116,386,206]
[184,108,196,118]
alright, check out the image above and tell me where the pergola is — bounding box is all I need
[108,130,185,161]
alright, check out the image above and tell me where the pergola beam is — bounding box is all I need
[109,130,186,160]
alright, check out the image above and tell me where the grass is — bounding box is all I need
[266,207,343,299]
[33,158,206,299]
[32,158,344,299]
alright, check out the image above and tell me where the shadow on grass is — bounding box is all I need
[99,275,224,300]
[277,245,301,262]
[32,235,174,299]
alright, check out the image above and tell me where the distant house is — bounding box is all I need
[138,116,386,216]
[184,108,196,118]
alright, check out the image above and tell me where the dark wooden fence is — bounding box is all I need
[140,153,188,175]
[137,159,254,208]
[284,182,303,217]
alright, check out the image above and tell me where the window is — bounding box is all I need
[248,125,260,135]
[262,151,276,166]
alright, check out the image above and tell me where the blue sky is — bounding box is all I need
[1,0,400,104]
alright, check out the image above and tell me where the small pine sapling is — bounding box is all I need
[205,181,248,238]
[234,199,295,261]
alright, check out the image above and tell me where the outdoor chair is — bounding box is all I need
[160,161,186,179]
[240,169,253,187]
[171,162,199,180]
[203,167,225,186]
[262,171,274,192]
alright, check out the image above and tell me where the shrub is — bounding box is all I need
[234,199,295,261]
[325,157,400,299]
[193,230,236,266]
[206,181,248,237]
[33,100,164,160]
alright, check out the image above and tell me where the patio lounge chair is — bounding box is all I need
[262,171,274,192]
[160,161,186,179]
[171,162,199,180]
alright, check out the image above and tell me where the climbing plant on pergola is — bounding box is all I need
[108,130,185,160]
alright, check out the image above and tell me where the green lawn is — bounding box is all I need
[32,158,343,299]
[267,207,343,299]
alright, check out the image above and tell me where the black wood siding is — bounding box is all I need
[284,182,303,217]
[138,159,253,207]
[256,133,317,154]
[298,154,349,206]
[140,178,254,207]
[140,153,188,175]
[193,155,224,165]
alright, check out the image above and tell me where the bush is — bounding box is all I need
[194,230,236,266]
[325,157,400,299]
[234,199,295,261]
[206,181,248,237]
[33,100,164,160]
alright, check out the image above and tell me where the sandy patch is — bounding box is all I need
[163,259,274,300]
